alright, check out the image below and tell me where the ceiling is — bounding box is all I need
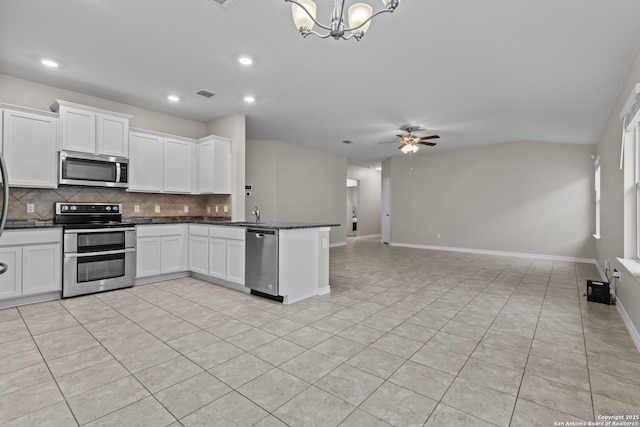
[1,0,640,168]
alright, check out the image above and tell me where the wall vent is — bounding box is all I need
[196,89,216,99]
[208,0,239,10]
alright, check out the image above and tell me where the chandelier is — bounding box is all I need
[285,0,400,41]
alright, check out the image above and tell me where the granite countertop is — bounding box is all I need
[128,217,339,230]
[4,220,62,230]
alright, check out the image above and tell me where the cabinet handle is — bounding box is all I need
[0,262,8,275]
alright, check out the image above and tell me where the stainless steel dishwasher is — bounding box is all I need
[245,228,281,301]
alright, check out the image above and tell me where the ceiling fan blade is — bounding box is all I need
[396,134,407,138]
[417,141,437,146]
[418,135,440,140]
[398,143,408,150]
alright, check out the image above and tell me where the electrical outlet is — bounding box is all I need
[134,205,140,213]
[26,204,35,213]
[613,269,621,279]
[215,205,219,213]
[207,206,211,214]
[605,259,612,270]
[154,205,160,213]
[183,205,189,213]
[223,205,229,213]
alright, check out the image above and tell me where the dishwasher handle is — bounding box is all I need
[247,229,276,236]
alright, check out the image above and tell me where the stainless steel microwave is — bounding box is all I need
[59,151,128,188]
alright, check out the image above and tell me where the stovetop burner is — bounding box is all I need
[54,202,134,229]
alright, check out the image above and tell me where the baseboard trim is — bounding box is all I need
[389,242,597,264]
[317,286,331,296]
[330,242,347,248]
[356,234,382,239]
[616,296,640,351]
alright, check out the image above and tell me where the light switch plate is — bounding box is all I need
[27,204,35,213]
[184,205,189,213]
[223,205,229,213]
[154,205,160,213]
[134,205,140,213]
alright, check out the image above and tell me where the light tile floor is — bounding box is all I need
[1,238,640,426]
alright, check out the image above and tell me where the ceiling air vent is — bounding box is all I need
[208,0,239,10]
[196,89,216,99]
[341,140,354,144]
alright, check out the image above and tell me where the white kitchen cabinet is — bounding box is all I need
[0,247,22,299]
[189,234,209,275]
[129,131,163,192]
[22,244,61,295]
[225,239,245,285]
[1,106,58,188]
[0,229,62,303]
[198,136,231,194]
[52,100,130,157]
[163,137,192,193]
[136,237,161,277]
[208,237,226,279]
[136,225,188,278]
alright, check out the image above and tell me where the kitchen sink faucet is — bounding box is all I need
[252,206,260,224]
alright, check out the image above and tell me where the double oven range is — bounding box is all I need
[55,202,136,298]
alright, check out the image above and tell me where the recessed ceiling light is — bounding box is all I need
[238,56,253,66]
[41,59,59,68]
[243,95,256,103]
[167,95,180,102]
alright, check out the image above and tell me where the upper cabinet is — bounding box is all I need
[198,136,231,194]
[51,100,131,158]
[163,137,193,194]
[129,131,163,192]
[0,105,58,188]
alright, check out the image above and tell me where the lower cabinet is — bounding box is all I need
[188,225,245,286]
[0,229,62,301]
[136,225,188,278]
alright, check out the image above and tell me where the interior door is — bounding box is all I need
[382,178,390,244]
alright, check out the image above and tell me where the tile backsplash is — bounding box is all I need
[8,187,232,221]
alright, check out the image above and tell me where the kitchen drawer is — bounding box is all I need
[0,229,62,246]
[209,226,245,241]
[189,224,210,237]
[136,224,185,237]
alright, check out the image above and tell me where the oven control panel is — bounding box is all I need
[56,203,121,215]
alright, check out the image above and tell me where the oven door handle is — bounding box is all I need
[64,248,136,258]
[64,227,134,234]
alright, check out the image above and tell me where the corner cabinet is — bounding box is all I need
[0,105,58,188]
[0,229,62,302]
[197,136,231,194]
[51,100,131,158]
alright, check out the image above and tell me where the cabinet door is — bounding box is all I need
[22,244,61,295]
[198,140,215,194]
[59,106,96,153]
[161,235,183,274]
[226,239,245,285]
[136,237,161,278]
[208,237,226,280]
[129,132,163,192]
[97,114,129,157]
[214,139,231,194]
[189,235,209,275]
[0,247,22,300]
[163,138,192,193]
[3,109,58,188]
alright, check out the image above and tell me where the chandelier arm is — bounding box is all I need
[303,30,333,39]
[343,7,393,32]
[284,0,332,31]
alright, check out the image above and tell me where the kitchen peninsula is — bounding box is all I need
[134,220,338,304]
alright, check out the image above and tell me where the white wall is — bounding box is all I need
[246,140,347,245]
[384,141,596,259]
[596,47,640,333]
[347,165,382,237]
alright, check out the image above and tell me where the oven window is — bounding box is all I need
[77,253,125,283]
[78,231,125,252]
[63,158,117,182]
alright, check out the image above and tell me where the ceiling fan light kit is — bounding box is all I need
[286,0,400,41]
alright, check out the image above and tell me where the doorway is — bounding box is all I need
[346,179,359,237]
[382,178,390,244]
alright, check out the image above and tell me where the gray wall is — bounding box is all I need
[596,47,640,332]
[245,140,347,245]
[347,165,382,237]
[0,74,207,138]
[384,141,596,259]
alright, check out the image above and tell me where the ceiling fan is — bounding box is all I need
[378,125,440,154]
